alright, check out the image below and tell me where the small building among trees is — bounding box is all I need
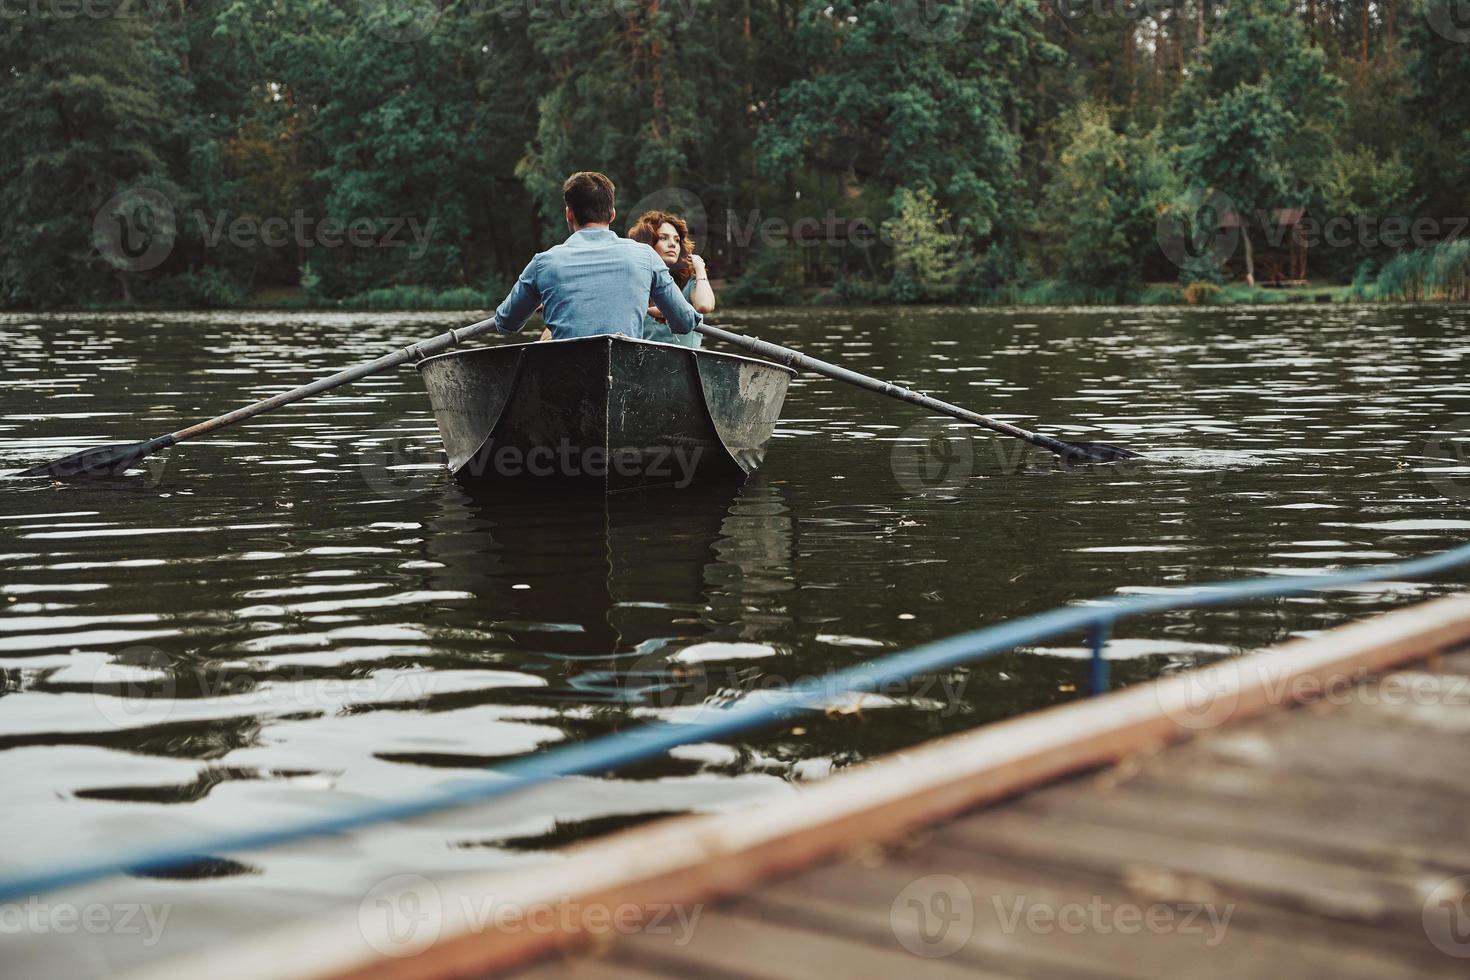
[1220,207,1310,286]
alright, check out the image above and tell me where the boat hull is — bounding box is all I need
[416,334,793,491]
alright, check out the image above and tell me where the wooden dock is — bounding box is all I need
[147,594,1470,979]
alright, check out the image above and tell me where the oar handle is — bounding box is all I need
[169,315,500,444]
[694,323,1078,456]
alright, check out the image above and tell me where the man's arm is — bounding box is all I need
[494,257,542,334]
[649,257,703,335]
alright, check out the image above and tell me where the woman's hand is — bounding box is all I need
[647,304,666,322]
[689,254,716,314]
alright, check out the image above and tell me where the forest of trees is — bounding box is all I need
[1,0,1467,309]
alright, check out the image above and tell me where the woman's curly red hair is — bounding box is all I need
[628,210,696,288]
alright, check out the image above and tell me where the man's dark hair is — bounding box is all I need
[563,171,616,226]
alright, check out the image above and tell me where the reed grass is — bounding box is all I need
[1362,239,1470,302]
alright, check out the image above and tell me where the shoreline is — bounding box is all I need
[11,282,1467,316]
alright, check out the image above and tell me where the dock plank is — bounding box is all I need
[938,806,1423,923]
[737,849,1450,979]
[752,846,1452,975]
[1181,710,1470,795]
[600,908,1007,980]
[1015,774,1470,871]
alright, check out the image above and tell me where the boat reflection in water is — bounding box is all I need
[422,478,798,722]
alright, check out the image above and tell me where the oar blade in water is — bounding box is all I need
[1061,441,1143,464]
[16,440,163,479]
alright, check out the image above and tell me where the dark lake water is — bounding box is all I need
[3,304,1469,970]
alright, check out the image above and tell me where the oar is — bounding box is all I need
[15,315,502,479]
[695,323,1140,465]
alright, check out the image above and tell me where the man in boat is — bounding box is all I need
[492,171,704,340]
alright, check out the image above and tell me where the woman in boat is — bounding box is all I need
[627,210,715,348]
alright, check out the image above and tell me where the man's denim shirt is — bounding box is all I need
[494,228,703,340]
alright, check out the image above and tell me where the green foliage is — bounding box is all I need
[1168,0,1345,283]
[1321,147,1416,220]
[1349,259,1377,300]
[1041,104,1174,289]
[955,238,1028,300]
[824,275,890,305]
[518,0,749,243]
[1136,284,1184,305]
[884,188,962,301]
[756,1,1057,248]
[0,15,182,306]
[1178,250,1228,287]
[299,262,324,303]
[720,246,802,306]
[168,268,250,308]
[1407,2,1470,218]
[0,0,1459,309]
[1215,283,1289,304]
[1317,147,1417,277]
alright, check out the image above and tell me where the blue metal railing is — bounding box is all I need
[2,541,1469,902]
